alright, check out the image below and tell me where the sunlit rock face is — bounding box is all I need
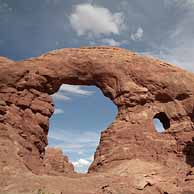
[43,147,74,175]
[0,47,194,193]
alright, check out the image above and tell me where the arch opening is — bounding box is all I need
[47,84,117,173]
[153,112,170,133]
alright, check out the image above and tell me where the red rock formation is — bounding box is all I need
[0,47,194,193]
[43,147,74,175]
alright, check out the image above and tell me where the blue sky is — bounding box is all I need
[49,85,117,172]
[0,0,194,172]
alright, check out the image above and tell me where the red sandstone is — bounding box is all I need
[0,47,194,193]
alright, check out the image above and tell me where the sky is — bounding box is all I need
[0,0,194,172]
[50,85,117,172]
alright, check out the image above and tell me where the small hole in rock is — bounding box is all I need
[153,112,170,133]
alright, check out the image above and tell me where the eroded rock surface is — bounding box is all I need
[43,147,74,175]
[0,47,194,193]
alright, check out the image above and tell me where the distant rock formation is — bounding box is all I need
[0,47,194,193]
[43,147,74,175]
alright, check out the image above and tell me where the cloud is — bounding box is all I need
[171,0,194,8]
[87,155,94,161]
[52,93,71,101]
[153,118,165,133]
[72,158,91,172]
[60,84,94,95]
[100,38,121,46]
[89,38,127,47]
[48,129,100,172]
[69,3,125,37]
[49,130,100,145]
[52,84,94,102]
[72,158,90,168]
[48,129,100,154]
[146,2,194,72]
[71,155,95,173]
[0,2,13,14]
[54,108,64,115]
[131,27,144,41]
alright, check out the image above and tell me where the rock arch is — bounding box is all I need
[1,47,194,175]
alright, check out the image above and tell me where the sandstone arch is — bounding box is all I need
[1,47,194,176]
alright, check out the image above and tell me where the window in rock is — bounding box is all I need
[153,112,170,133]
[48,84,117,173]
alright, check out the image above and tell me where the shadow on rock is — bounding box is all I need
[181,191,194,194]
[183,137,194,167]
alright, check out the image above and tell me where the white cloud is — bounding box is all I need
[139,0,194,73]
[54,108,64,115]
[52,84,94,102]
[148,4,194,72]
[171,0,194,8]
[52,93,71,101]
[87,155,94,161]
[69,3,125,37]
[153,118,165,133]
[72,158,91,173]
[49,131,99,146]
[101,38,121,46]
[48,130,99,172]
[131,27,144,41]
[72,158,90,168]
[77,150,84,155]
[60,84,94,95]
[0,2,12,13]
[48,129,100,154]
